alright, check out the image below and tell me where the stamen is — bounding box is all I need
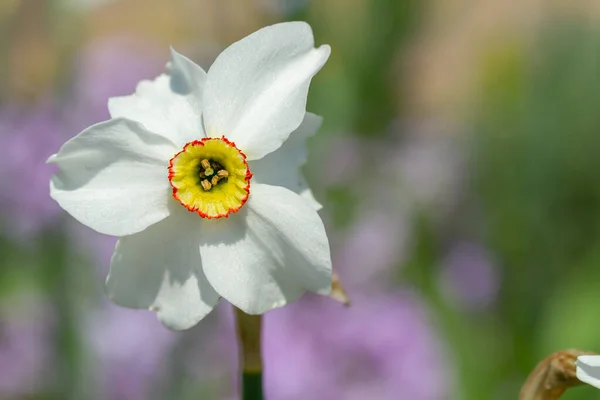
[201,159,211,170]
[201,179,212,191]
[218,170,229,178]
[211,175,220,186]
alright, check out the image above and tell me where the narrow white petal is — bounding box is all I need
[49,118,175,236]
[168,47,206,99]
[249,112,323,210]
[109,51,207,148]
[577,355,600,389]
[199,184,332,314]
[106,210,220,331]
[203,21,330,160]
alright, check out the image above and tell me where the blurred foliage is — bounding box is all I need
[472,19,600,400]
[298,0,421,135]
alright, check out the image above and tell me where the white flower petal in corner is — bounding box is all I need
[199,184,331,314]
[249,112,323,210]
[577,355,600,389]
[106,209,219,331]
[49,118,176,236]
[49,22,331,330]
[202,22,330,160]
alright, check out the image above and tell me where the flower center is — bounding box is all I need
[168,137,252,219]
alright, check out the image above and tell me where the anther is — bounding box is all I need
[217,170,229,178]
[201,159,211,170]
[201,180,212,191]
[211,175,220,186]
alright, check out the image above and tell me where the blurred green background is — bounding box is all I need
[2,0,600,399]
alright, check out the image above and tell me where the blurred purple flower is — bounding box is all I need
[85,302,176,400]
[0,103,63,238]
[333,210,409,291]
[0,295,54,397]
[439,241,500,310]
[263,292,449,400]
[68,221,117,276]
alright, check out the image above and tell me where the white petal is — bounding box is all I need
[249,112,323,210]
[199,184,331,314]
[577,355,600,389]
[202,21,330,160]
[49,118,175,236]
[106,209,220,331]
[109,50,207,148]
[167,47,206,98]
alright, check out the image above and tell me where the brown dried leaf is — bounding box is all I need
[520,349,595,400]
[329,272,351,306]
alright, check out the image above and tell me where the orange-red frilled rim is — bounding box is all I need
[168,137,252,219]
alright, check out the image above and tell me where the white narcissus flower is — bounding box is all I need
[577,355,600,389]
[48,22,332,330]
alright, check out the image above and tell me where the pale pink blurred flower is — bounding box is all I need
[439,241,500,310]
[85,304,176,400]
[0,294,54,397]
[333,209,409,291]
[263,292,450,400]
[0,102,63,238]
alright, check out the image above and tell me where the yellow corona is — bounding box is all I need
[168,137,252,218]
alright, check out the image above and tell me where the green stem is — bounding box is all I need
[242,371,263,400]
[235,309,263,400]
